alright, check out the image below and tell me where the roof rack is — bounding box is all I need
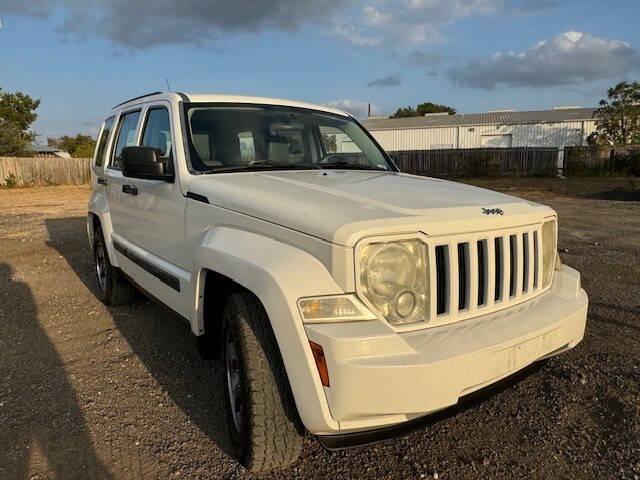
[112,91,163,109]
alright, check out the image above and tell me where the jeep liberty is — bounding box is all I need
[88,92,588,472]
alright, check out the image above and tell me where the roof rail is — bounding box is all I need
[112,91,163,109]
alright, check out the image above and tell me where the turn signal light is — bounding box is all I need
[309,341,330,387]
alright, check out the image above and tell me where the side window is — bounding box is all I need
[269,129,306,164]
[141,107,173,159]
[237,131,255,162]
[94,116,115,167]
[319,126,363,154]
[110,110,141,170]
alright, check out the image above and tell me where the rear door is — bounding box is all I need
[91,115,116,207]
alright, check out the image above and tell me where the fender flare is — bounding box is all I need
[87,192,119,267]
[193,226,344,433]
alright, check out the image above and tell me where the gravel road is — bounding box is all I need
[0,179,638,479]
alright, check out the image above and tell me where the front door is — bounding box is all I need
[104,103,189,317]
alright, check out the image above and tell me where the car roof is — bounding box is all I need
[112,92,350,117]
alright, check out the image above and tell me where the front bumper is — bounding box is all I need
[304,265,587,437]
[316,360,546,449]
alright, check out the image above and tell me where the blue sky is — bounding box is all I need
[0,0,638,142]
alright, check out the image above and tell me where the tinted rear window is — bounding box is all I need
[94,116,115,167]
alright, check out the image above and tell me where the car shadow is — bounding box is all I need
[0,262,113,479]
[44,216,235,459]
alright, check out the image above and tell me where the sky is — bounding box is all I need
[0,0,639,142]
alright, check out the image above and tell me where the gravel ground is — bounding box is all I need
[0,178,638,480]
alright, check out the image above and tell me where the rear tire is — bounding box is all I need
[222,292,303,472]
[93,227,135,306]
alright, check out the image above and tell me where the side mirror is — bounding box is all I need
[122,146,174,181]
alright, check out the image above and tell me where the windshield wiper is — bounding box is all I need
[319,160,388,171]
[248,159,278,167]
[248,159,322,170]
[203,162,320,174]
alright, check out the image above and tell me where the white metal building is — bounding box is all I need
[28,144,72,158]
[360,107,599,152]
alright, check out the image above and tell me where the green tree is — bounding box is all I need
[48,134,96,158]
[589,81,640,146]
[390,101,456,118]
[0,88,41,156]
[390,106,418,118]
[416,102,456,116]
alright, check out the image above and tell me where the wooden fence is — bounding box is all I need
[2,146,635,187]
[390,147,559,177]
[0,157,92,187]
[564,145,640,176]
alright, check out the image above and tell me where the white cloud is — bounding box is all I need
[330,0,503,47]
[325,99,381,118]
[329,25,381,47]
[362,6,392,26]
[448,31,640,88]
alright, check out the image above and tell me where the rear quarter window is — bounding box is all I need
[94,116,115,167]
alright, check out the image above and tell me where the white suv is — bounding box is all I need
[88,92,588,472]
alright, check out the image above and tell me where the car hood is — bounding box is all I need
[188,170,552,246]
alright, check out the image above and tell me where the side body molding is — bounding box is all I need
[192,227,344,433]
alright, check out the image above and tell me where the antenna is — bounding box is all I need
[165,77,172,93]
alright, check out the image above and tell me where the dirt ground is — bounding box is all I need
[0,178,639,480]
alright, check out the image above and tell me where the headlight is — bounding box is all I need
[298,295,376,323]
[542,219,557,288]
[359,240,429,325]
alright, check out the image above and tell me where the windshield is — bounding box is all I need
[184,103,394,173]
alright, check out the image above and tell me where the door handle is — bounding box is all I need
[122,185,138,195]
[97,177,107,185]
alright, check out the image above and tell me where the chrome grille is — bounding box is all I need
[428,225,544,323]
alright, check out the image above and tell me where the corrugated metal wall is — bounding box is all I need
[368,120,597,151]
[583,120,597,139]
[369,127,457,151]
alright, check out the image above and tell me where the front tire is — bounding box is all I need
[93,227,135,306]
[222,292,303,472]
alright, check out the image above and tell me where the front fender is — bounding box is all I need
[193,227,344,434]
